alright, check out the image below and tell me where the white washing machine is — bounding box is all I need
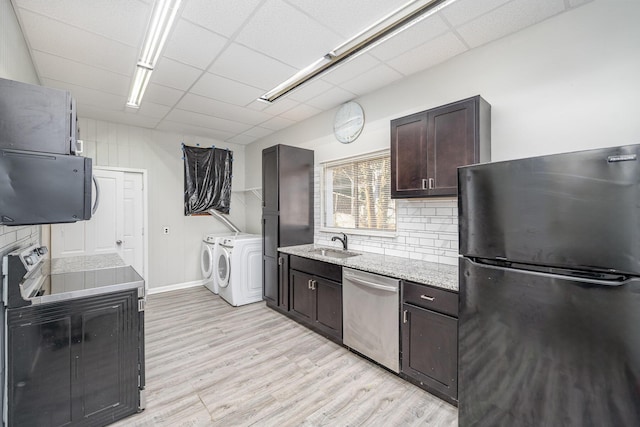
[216,234,263,306]
[201,232,241,294]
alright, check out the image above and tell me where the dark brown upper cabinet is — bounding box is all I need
[391,95,491,198]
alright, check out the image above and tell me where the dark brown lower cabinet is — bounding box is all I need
[288,256,342,342]
[401,280,458,405]
[6,290,142,426]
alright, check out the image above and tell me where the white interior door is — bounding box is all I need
[51,168,145,277]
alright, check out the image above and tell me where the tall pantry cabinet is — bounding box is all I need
[262,144,314,312]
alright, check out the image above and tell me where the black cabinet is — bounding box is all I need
[289,255,342,342]
[391,95,490,198]
[262,145,314,311]
[401,281,458,405]
[6,290,142,426]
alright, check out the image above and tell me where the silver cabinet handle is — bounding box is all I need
[278,256,283,266]
[428,178,435,189]
[422,178,428,189]
[92,175,101,215]
[308,279,312,289]
[311,280,317,290]
[403,310,408,324]
[420,295,435,301]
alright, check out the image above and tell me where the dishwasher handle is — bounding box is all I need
[344,272,398,293]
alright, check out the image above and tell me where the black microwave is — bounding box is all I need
[0,149,93,225]
[0,78,94,225]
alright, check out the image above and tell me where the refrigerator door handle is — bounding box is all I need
[468,258,631,287]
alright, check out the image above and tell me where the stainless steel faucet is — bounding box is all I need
[331,233,348,250]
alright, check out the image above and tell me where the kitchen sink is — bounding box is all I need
[309,248,360,259]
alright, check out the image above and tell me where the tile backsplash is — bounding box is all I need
[0,225,40,264]
[314,169,458,266]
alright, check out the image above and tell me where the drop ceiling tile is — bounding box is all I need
[209,43,297,91]
[456,0,566,49]
[137,101,172,119]
[181,0,263,38]
[369,14,449,62]
[166,109,253,134]
[77,103,161,129]
[32,51,130,96]
[176,94,272,125]
[143,83,184,106]
[287,0,410,38]
[236,0,342,68]
[42,78,127,111]
[151,57,202,91]
[287,79,334,103]
[304,86,357,110]
[387,32,467,76]
[227,134,258,145]
[157,120,236,141]
[322,54,381,85]
[190,72,264,106]
[568,0,593,7]
[243,126,275,139]
[339,64,404,96]
[259,116,297,131]
[254,98,299,116]
[279,104,323,121]
[440,0,512,27]
[14,0,150,46]
[163,19,229,70]
[18,10,137,75]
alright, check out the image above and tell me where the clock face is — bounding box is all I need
[334,101,364,144]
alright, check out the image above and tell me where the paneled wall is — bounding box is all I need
[77,118,248,289]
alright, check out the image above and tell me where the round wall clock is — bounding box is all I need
[333,101,365,144]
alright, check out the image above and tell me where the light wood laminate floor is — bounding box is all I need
[113,286,458,427]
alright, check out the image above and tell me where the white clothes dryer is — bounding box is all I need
[216,234,263,306]
[201,232,241,294]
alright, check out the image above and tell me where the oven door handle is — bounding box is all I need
[344,274,398,293]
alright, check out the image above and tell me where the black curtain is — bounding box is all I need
[183,145,233,215]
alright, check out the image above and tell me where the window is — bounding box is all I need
[322,151,396,232]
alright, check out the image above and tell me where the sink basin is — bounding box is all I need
[309,248,360,259]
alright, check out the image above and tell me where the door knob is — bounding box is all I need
[116,240,123,244]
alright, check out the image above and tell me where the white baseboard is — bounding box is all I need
[147,280,204,295]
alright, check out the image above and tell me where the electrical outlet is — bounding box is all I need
[163,227,169,235]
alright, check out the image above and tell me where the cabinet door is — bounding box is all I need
[314,277,342,339]
[278,254,289,310]
[391,112,428,198]
[402,303,458,400]
[7,308,74,426]
[427,98,476,196]
[262,145,279,212]
[6,291,140,426]
[263,256,278,304]
[289,269,314,321]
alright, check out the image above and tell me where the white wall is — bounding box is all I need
[244,0,640,249]
[78,118,248,289]
[0,0,41,257]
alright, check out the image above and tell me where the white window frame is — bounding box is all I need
[320,149,397,238]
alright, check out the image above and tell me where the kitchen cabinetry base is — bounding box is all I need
[400,372,458,407]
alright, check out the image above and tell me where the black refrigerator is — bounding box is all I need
[458,144,640,427]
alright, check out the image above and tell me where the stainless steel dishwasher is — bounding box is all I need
[342,268,400,373]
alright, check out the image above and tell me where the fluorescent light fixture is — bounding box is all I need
[259,0,458,104]
[127,0,182,109]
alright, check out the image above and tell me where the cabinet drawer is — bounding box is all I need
[402,281,458,317]
[290,255,342,283]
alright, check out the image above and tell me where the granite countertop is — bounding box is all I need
[48,253,126,275]
[278,244,458,292]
